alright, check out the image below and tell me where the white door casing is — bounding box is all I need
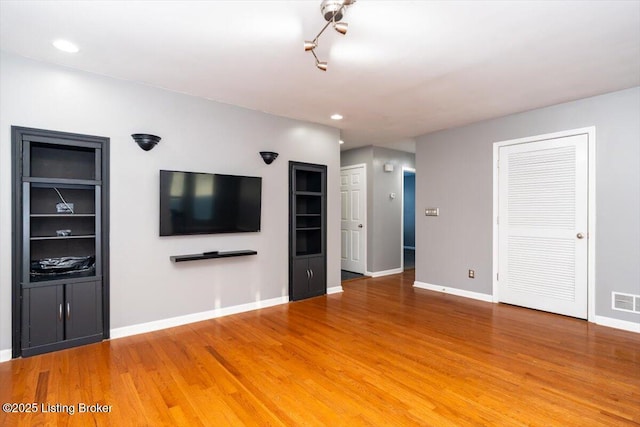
[341,165,366,274]
[493,128,595,320]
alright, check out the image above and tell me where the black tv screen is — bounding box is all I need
[159,170,262,236]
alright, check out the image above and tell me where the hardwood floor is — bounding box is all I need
[1,270,639,426]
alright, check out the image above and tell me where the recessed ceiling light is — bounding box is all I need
[331,114,343,120]
[52,39,79,53]
[339,140,344,144]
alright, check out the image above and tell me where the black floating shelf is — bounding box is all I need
[170,250,257,263]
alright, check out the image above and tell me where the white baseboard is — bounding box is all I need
[110,296,288,340]
[327,286,344,294]
[595,315,640,333]
[413,281,493,303]
[366,267,404,278]
[413,282,639,334]
[0,349,12,363]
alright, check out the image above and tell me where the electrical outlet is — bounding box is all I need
[468,269,475,279]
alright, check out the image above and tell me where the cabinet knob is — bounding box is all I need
[66,302,71,320]
[59,304,63,322]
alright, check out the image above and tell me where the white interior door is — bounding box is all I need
[497,134,588,318]
[341,165,366,274]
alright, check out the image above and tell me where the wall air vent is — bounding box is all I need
[612,292,640,314]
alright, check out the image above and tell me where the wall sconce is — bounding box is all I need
[259,151,279,165]
[132,134,161,151]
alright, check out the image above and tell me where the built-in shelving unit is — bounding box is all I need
[289,161,327,301]
[12,126,109,358]
[170,250,257,263]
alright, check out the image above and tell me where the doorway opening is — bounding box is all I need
[402,168,416,271]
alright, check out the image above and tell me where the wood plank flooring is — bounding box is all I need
[1,270,639,426]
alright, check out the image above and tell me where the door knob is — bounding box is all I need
[577,233,584,239]
[358,224,363,228]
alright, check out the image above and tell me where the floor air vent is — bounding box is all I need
[612,292,640,314]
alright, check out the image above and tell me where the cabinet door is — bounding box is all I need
[291,258,311,301]
[307,256,326,297]
[65,281,103,340]
[23,285,63,348]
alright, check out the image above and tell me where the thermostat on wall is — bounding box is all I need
[425,208,439,216]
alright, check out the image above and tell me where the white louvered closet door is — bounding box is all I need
[498,134,588,318]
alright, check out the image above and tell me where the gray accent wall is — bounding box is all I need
[0,52,342,354]
[415,86,640,323]
[341,146,415,273]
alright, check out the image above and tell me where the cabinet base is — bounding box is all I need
[21,333,103,358]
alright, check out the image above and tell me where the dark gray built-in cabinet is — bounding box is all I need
[289,162,326,301]
[12,127,109,357]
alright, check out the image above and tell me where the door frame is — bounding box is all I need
[492,127,596,321]
[401,167,416,271]
[340,163,367,275]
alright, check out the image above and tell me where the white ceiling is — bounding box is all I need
[1,1,639,153]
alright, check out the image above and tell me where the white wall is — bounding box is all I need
[0,52,341,356]
[415,87,640,327]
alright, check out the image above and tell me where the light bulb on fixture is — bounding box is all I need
[310,49,328,71]
[333,22,348,35]
[304,41,317,51]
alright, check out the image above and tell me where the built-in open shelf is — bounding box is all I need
[31,214,96,218]
[30,235,95,241]
[170,250,257,263]
[28,271,99,285]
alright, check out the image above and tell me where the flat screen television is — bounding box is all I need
[159,170,262,236]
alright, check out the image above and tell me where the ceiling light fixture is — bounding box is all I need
[304,0,356,71]
[52,39,79,53]
[339,140,344,145]
[331,114,343,120]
